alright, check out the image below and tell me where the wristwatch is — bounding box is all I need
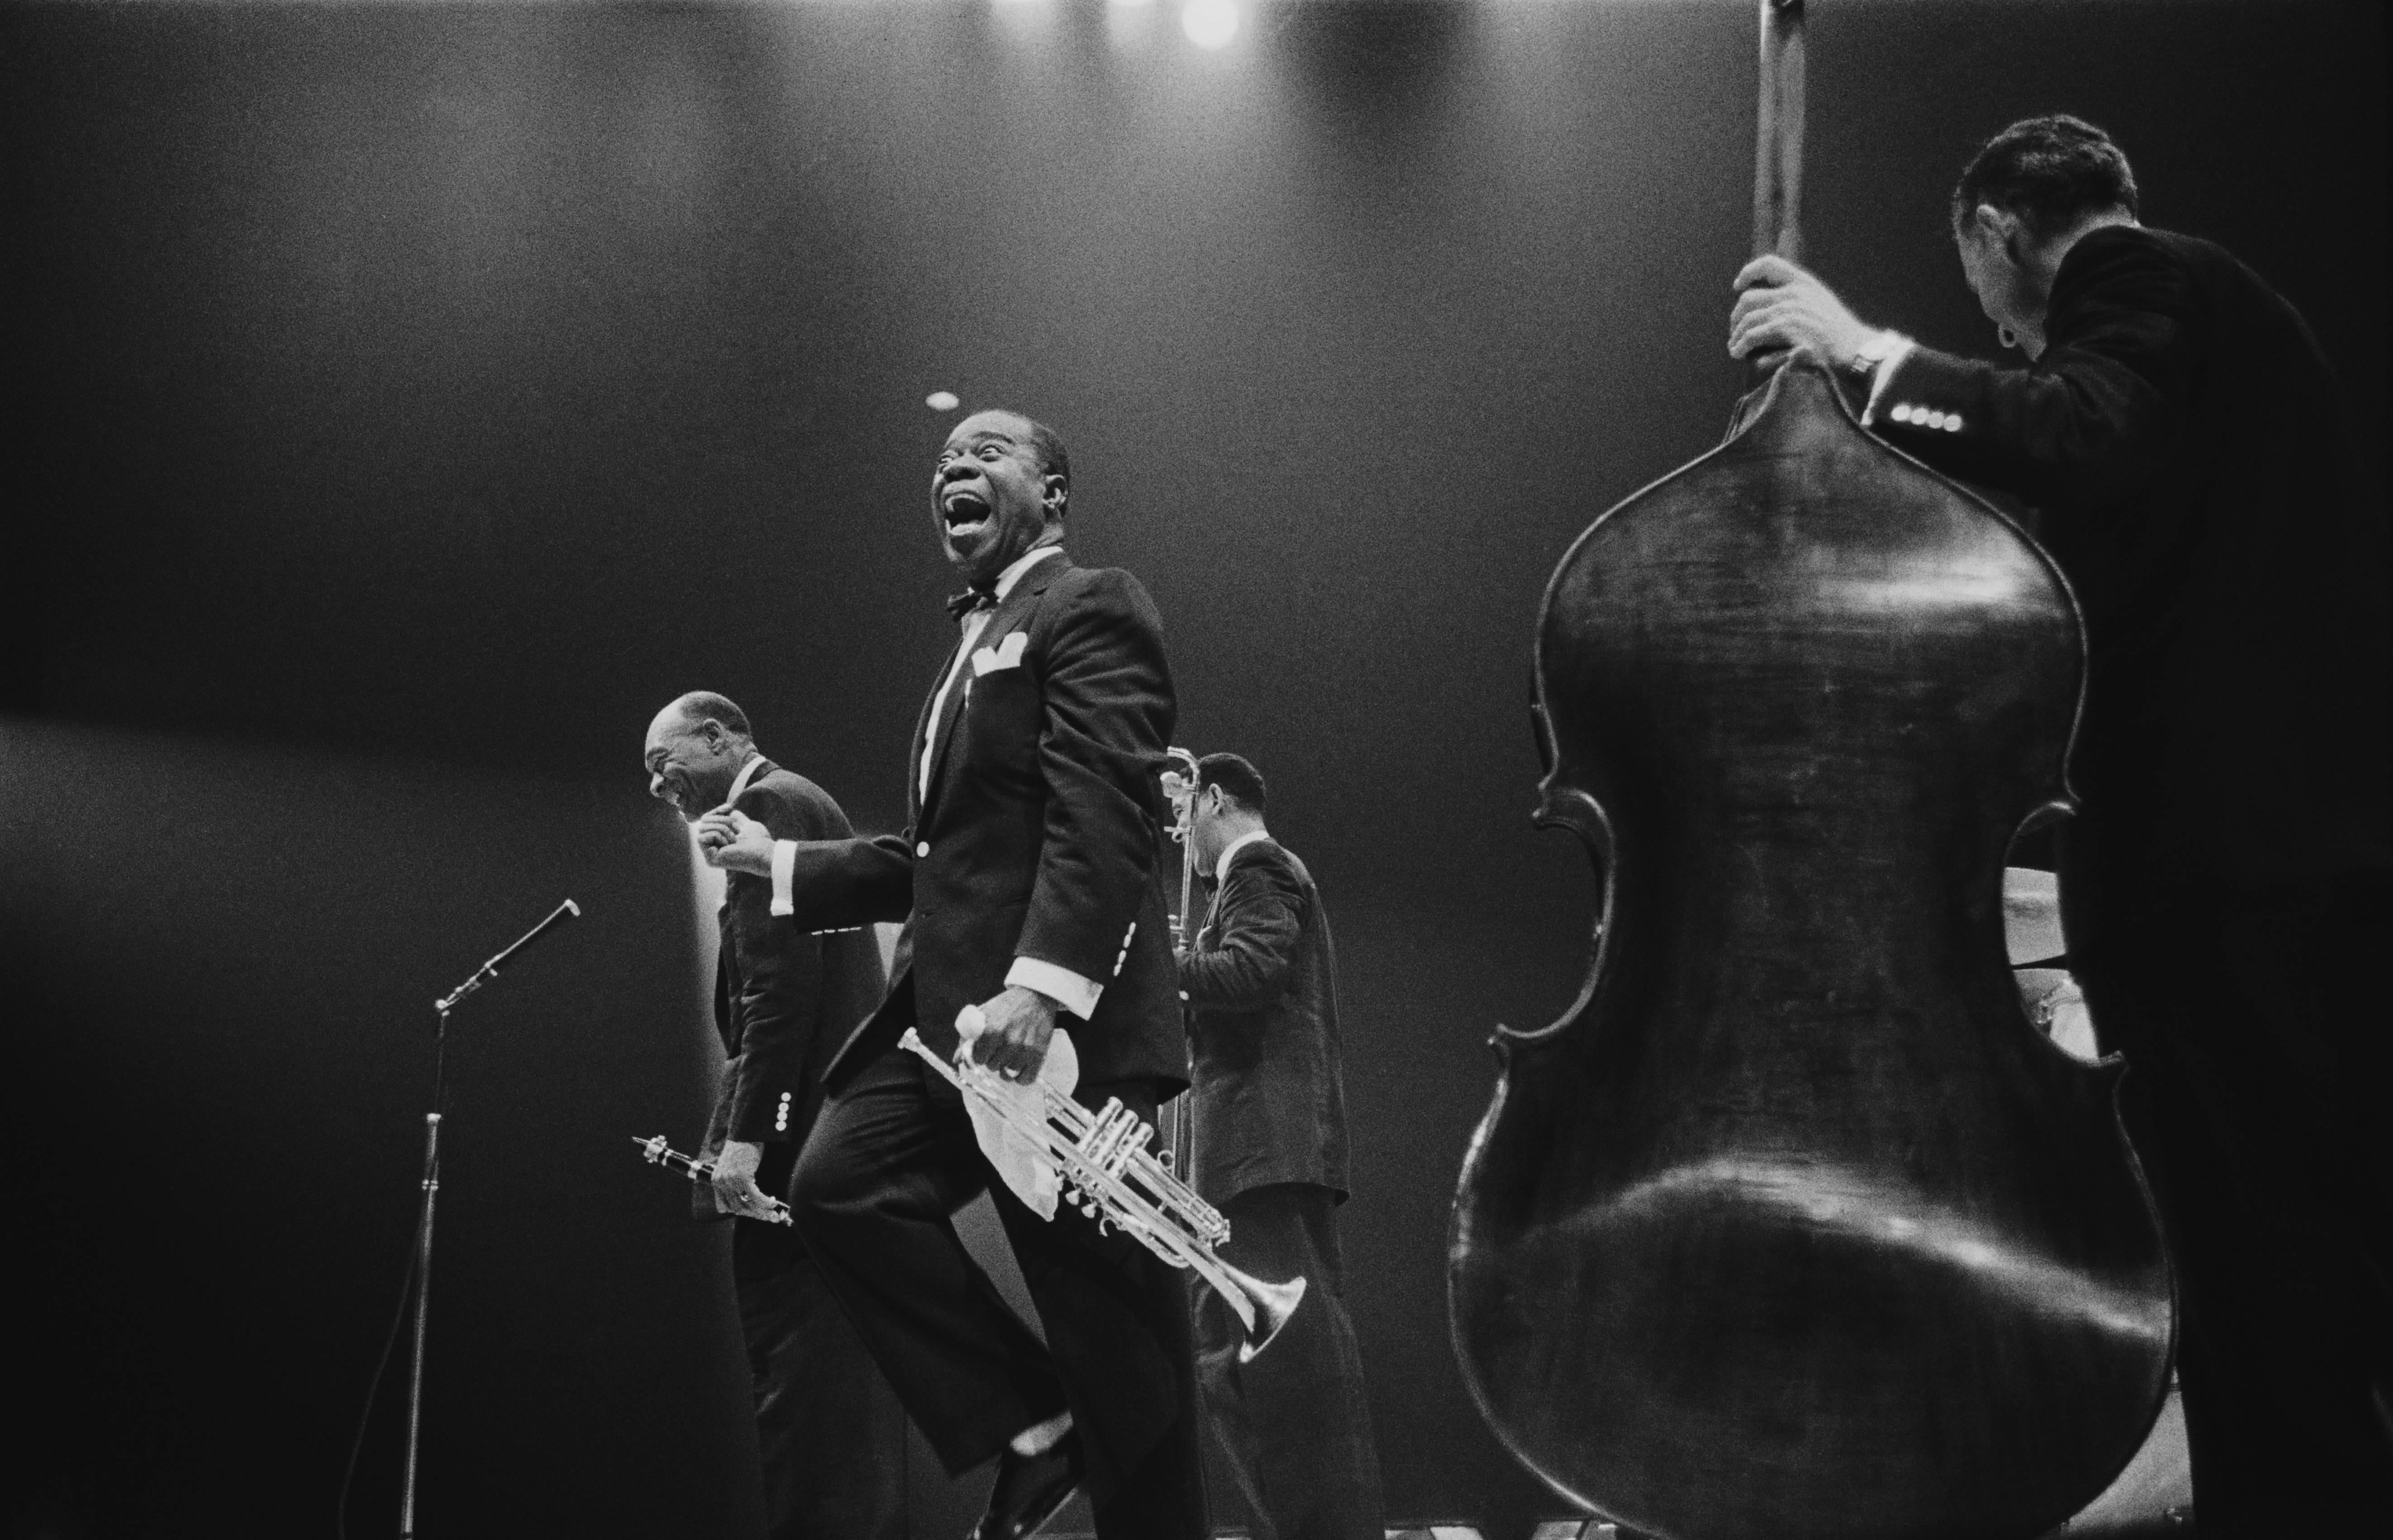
[1846,328,1907,379]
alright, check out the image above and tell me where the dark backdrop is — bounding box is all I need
[4,3,2384,1537]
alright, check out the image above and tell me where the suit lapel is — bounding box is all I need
[1199,839,1279,950]
[907,651,955,826]
[736,757,777,803]
[919,642,976,820]
[920,552,1069,821]
[722,758,778,904]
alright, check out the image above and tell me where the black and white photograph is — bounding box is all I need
[4,2,2385,1538]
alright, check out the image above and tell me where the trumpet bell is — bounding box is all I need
[1230,1265,1309,1364]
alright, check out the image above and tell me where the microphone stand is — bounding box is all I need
[398,898,580,1540]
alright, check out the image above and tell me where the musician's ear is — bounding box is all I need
[1974,204,2030,268]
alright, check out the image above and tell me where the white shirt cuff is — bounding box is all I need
[1006,957,1102,1021]
[769,839,797,917]
[1859,333,1918,427]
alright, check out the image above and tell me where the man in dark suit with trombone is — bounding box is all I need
[698,409,1206,1540]
[1174,751,1384,1540]
[641,690,905,1540]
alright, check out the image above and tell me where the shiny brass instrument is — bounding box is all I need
[900,1027,1305,1361]
[1163,746,1203,951]
[1159,746,1202,1181]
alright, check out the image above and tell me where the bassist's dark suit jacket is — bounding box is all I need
[1846,224,2391,1529]
[1871,225,2388,882]
[776,553,1184,1093]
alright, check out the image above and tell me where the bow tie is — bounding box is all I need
[945,584,997,622]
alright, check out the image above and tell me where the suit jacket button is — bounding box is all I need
[916,841,931,858]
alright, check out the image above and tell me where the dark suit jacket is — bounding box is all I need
[1180,839,1352,1206]
[778,553,1187,1095]
[1870,225,2390,881]
[699,760,888,1215]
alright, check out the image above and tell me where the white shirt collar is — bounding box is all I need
[993,542,1064,601]
[725,752,765,806]
[1215,828,1272,888]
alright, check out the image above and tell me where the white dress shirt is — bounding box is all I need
[770,542,1102,1020]
[919,544,1064,801]
[1853,329,1919,427]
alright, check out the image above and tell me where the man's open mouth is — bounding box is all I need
[942,490,992,538]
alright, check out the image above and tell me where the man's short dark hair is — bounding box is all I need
[986,409,1071,503]
[672,690,752,742]
[1197,752,1267,816]
[1951,114,2139,238]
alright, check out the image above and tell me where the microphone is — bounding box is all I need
[434,899,582,1013]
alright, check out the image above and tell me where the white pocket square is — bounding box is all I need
[971,631,1029,676]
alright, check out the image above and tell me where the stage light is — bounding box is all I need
[1182,0,1238,51]
[1106,0,1154,47]
[991,0,1052,39]
[926,390,960,411]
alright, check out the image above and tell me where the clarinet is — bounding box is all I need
[631,1135,793,1225]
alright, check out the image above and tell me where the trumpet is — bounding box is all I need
[631,1134,793,1226]
[901,1028,1305,1362]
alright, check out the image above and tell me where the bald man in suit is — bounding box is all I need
[644,691,905,1540]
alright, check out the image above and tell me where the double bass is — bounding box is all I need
[1446,5,2174,1537]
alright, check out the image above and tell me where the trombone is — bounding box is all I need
[1159,747,1202,1182]
[902,1028,1305,1361]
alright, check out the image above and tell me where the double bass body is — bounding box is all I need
[1449,362,2174,1540]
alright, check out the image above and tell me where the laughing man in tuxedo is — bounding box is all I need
[698,410,1204,1540]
